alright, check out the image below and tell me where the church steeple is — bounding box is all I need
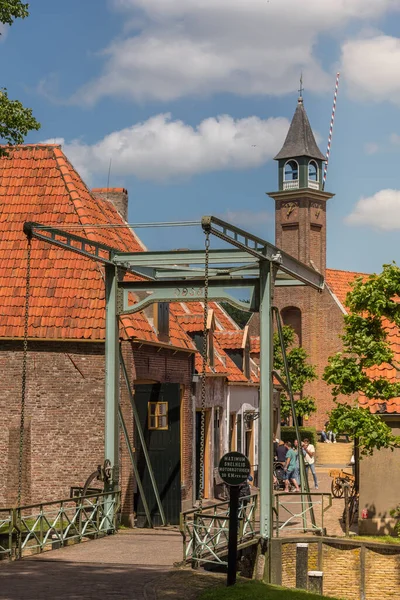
[268,95,334,276]
[274,97,326,192]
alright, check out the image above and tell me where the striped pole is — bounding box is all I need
[322,72,340,190]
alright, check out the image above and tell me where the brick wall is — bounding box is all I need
[271,538,400,600]
[0,340,194,519]
[272,286,345,429]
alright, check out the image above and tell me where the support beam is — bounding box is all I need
[121,279,259,314]
[120,348,166,526]
[201,216,324,291]
[104,265,120,494]
[113,248,255,267]
[118,406,153,527]
[259,261,273,574]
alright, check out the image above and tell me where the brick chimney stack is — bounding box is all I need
[92,188,128,222]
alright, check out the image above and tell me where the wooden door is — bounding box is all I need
[134,383,181,526]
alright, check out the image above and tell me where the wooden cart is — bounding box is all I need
[329,469,355,498]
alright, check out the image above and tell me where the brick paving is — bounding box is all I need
[0,468,355,599]
[0,530,191,600]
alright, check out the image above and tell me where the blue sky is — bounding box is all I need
[3,0,400,273]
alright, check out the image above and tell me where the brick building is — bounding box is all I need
[174,303,261,497]
[249,95,400,533]
[0,145,196,525]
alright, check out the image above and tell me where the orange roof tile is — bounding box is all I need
[177,314,204,332]
[250,336,260,353]
[325,268,369,308]
[0,145,193,351]
[326,268,400,414]
[215,331,244,349]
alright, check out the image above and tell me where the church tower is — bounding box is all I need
[268,95,334,275]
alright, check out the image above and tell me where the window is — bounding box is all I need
[284,160,299,181]
[148,402,168,430]
[308,160,318,182]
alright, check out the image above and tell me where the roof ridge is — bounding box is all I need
[52,147,96,239]
[326,267,371,276]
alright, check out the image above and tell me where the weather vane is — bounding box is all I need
[298,73,304,99]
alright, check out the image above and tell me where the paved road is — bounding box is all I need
[0,530,184,600]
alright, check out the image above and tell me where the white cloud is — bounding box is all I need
[346,189,400,230]
[364,142,379,155]
[390,133,400,145]
[71,0,397,104]
[45,113,289,183]
[341,35,400,105]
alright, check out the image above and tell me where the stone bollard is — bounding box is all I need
[296,543,309,590]
[308,571,323,594]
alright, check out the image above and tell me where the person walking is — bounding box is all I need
[302,438,318,489]
[284,442,300,493]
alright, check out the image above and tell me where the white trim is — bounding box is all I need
[325,282,347,315]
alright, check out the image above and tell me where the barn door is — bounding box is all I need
[134,383,181,526]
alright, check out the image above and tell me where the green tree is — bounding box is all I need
[274,325,317,420]
[220,302,251,329]
[0,1,40,154]
[324,263,400,455]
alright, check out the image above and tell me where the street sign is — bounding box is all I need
[218,451,250,487]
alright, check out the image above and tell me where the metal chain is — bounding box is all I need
[18,238,31,507]
[198,231,210,511]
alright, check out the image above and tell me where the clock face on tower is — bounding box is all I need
[311,202,322,220]
[282,201,298,221]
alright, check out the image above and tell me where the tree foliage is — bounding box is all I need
[220,302,250,329]
[0,1,40,154]
[324,263,400,454]
[0,0,28,26]
[274,325,317,419]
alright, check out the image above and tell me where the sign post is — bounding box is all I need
[218,451,251,587]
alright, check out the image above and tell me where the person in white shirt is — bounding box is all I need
[302,438,318,489]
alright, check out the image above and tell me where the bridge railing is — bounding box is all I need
[180,493,259,567]
[0,490,120,559]
[273,492,332,536]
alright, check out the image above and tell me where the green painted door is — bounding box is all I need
[134,383,181,526]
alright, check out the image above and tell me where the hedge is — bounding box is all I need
[280,426,317,447]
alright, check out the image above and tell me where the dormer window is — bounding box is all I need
[283,160,299,190]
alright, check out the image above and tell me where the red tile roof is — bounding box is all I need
[0,145,193,351]
[325,268,369,308]
[177,314,204,332]
[173,301,258,384]
[326,268,400,414]
[215,331,244,349]
[172,301,240,331]
[250,336,260,354]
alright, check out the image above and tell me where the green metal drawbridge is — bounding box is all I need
[22,215,324,574]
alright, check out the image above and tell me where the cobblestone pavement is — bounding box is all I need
[0,530,199,600]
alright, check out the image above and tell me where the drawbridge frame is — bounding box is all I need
[23,215,324,576]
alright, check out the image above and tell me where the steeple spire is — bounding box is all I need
[274,96,325,162]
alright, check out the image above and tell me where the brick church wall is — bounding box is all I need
[0,340,193,516]
[273,286,345,429]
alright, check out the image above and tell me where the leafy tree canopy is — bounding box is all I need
[220,302,250,329]
[0,1,40,154]
[274,325,317,419]
[324,263,400,454]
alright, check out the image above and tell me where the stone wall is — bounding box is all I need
[271,537,400,600]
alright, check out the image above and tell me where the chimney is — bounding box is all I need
[92,188,128,221]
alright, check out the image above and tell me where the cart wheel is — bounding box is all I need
[331,479,344,498]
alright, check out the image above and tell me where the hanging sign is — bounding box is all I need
[218,451,250,487]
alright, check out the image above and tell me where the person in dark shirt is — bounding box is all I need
[276,441,288,465]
